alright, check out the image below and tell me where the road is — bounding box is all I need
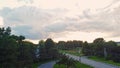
[38,61,56,68]
[66,54,120,68]
[38,54,120,68]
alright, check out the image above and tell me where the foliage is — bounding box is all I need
[54,55,93,68]
[59,49,81,56]
[0,27,36,68]
[56,55,77,68]
[57,40,83,50]
[38,38,59,60]
[82,38,120,62]
[88,56,120,66]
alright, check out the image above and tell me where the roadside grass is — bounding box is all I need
[60,49,120,67]
[54,61,93,68]
[75,61,93,68]
[88,56,120,66]
[54,52,93,68]
[32,62,43,68]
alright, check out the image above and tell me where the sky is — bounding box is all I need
[0,0,120,44]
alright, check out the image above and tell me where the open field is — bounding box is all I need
[59,48,82,56]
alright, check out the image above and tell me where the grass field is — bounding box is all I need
[59,49,82,56]
[88,56,120,66]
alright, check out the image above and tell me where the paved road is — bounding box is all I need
[66,54,120,68]
[38,61,56,68]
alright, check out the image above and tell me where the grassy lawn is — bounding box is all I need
[59,49,82,56]
[75,61,93,68]
[54,61,93,68]
[88,56,120,66]
[32,62,43,68]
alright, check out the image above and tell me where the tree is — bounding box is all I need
[0,27,18,68]
[45,38,55,49]
[0,27,5,38]
[57,41,66,50]
[93,38,106,57]
[18,41,35,68]
[82,41,91,56]
[44,38,58,59]
[93,38,105,43]
[0,27,38,68]
[105,41,118,60]
[4,27,11,36]
[110,46,120,62]
[39,40,47,60]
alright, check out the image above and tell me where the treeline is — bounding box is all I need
[57,40,83,50]
[56,37,120,62]
[82,38,120,62]
[38,39,59,60]
[0,27,59,68]
[0,27,37,68]
[1,27,120,68]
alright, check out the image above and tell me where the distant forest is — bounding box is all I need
[0,27,120,68]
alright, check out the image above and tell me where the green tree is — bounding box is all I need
[4,27,11,36]
[57,41,66,50]
[0,27,18,68]
[82,41,91,56]
[44,38,58,59]
[93,38,106,57]
[39,40,47,60]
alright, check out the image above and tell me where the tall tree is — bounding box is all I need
[39,40,47,60]
[44,38,58,59]
[93,38,106,57]
[0,27,18,68]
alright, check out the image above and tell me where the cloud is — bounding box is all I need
[0,0,120,41]
[44,22,67,32]
[0,6,68,39]
[17,0,33,3]
[75,4,120,37]
[0,16,4,27]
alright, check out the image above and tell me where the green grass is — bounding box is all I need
[75,61,93,68]
[32,62,43,68]
[59,49,82,56]
[60,50,120,67]
[54,61,93,68]
[88,56,120,66]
